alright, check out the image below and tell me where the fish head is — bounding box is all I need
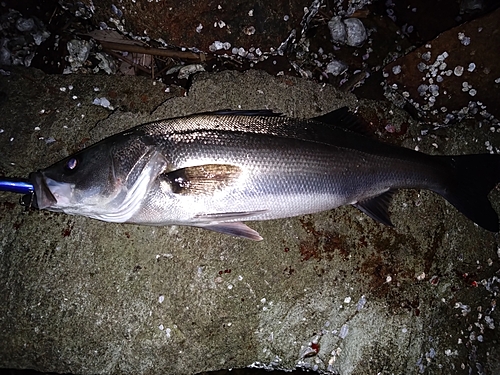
[29,136,167,222]
[29,140,125,213]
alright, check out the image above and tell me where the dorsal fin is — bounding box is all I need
[141,107,402,156]
[204,109,281,117]
[353,190,395,227]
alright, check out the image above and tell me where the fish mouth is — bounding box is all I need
[28,171,58,210]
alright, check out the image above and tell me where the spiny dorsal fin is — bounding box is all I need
[165,164,242,195]
[353,190,395,227]
[202,109,280,117]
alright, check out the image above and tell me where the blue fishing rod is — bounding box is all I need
[0,177,34,194]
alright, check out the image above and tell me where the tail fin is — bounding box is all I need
[435,154,500,232]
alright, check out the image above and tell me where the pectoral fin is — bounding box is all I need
[165,164,242,195]
[353,190,395,227]
[194,222,263,241]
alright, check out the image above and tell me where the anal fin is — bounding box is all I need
[194,222,263,241]
[353,190,395,227]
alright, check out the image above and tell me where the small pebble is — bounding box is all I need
[454,66,464,76]
[392,65,401,75]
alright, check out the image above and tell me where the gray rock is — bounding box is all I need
[344,18,367,47]
[325,59,348,76]
[15,17,35,32]
[328,17,367,47]
[1,67,499,375]
[328,16,347,44]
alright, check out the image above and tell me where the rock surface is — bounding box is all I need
[1,67,500,374]
[384,7,500,125]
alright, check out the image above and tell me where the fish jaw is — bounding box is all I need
[30,171,63,210]
[30,170,94,213]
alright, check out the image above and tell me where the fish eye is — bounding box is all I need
[65,158,78,171]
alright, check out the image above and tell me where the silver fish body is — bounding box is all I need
[29,108,500,240]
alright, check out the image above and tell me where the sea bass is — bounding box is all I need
[28,108,500,240]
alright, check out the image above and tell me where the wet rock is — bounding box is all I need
[344,18,367,47]
[65,39,92,73]
[95,52,116,75]
[328,17,367,47]
[15,17,35,32]
[325,59,348,76]
[384,7,500,127]
[88,0,305,53]
[374,0,497,46]
[178,64,205,79]
[0,9,50,67]
[0,38,11,66]
[328,16,347,44]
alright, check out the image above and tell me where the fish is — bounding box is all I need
[27,107,500,240]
